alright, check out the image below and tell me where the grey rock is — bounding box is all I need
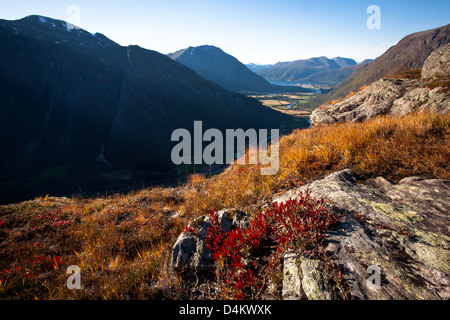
[300,258,335,300]
[282,251,305,300]
[422,43,450,80]
[172,232,197,272]
[274,169,450,300]
[282,251,336,300]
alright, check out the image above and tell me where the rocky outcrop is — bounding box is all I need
[311,45,450,125]
[274,169,450,300]
[422,43,450,80]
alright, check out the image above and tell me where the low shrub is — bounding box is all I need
[205,190,343,299]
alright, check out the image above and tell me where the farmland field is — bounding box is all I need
[248,93,317,119]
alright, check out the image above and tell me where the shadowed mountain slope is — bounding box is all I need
[0,15,290,203]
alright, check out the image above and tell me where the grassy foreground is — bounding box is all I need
[0,111,449,299]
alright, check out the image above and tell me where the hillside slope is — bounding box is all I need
[300,65,357,85]
[1,110,447,300]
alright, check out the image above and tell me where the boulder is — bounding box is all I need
[390,86,449,116]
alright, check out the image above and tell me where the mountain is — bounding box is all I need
[329,24,450,100]
[168,46,313,93]
[0,15,290,203]
[168,45,275,93]
[255,56,357,82]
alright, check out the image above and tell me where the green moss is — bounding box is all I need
[414,229,450,247]
[361,200,423,223]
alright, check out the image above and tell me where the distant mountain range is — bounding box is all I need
[245,63,273,73]
[329,24,450,99]
[252,56,358,84]
[0,15,290,203]
[168,45,312,93]
[295,60,373,86]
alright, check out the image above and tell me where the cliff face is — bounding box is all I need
[310,44,450,126]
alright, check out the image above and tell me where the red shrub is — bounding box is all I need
[205,190,341,299]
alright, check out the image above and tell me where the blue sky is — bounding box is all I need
[1,0,449,64]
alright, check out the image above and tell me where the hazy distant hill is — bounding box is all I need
[300,60,373,85]
[255,56,357,82]
[332,57,358,68]
[0,16,289,202]
[246,63,273,73]
[329,24,450,99]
